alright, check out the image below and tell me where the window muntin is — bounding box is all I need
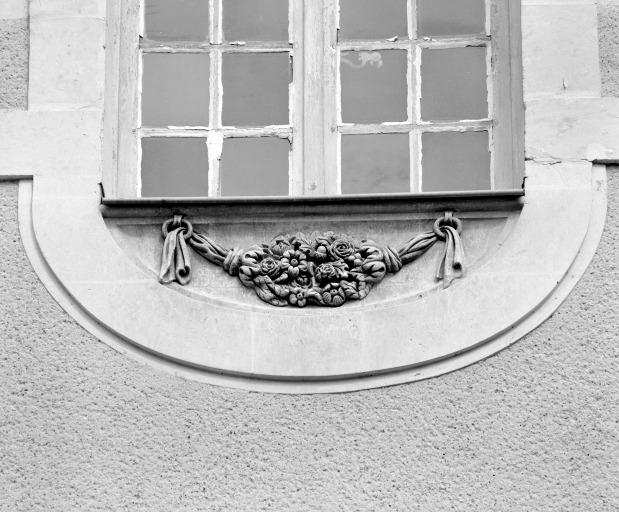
[135,0,515,198]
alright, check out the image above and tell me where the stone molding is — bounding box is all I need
[17,164,607,392]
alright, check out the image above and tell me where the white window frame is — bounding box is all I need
[104,0,524,198]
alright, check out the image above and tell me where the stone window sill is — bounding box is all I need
[100,190,525,218]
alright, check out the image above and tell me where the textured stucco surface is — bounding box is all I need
[599,3,619,97]
[1,175,618,510]
[0,19,28,110]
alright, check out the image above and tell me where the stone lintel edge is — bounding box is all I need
[14,163,606,393]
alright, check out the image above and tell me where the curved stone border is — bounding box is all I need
[17,163,607,393]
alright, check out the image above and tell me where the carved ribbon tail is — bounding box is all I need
[435,224,466,289]
[159,215,192,285]
[159,214,244,287]
[396,213,465,289]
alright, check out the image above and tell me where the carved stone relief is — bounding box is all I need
[159,213,465,307]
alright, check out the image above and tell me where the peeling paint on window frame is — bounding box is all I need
[103,0,524,199]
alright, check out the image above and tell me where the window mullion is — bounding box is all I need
[301,0,338,196]
[290,0,303,195]
[207,0,222,197]
[412,43,422,192]
[323,0,339,196]
[408,0,417,40]
[117,0,142,198]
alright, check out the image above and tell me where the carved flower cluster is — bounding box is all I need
[237,231,394,308]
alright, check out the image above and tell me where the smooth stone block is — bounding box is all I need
[0,0,28,19]
[29,17,105,110]
[522,3,601,98]
[0,111,103,177]
[525,98,619,163]
[251,310,365,377]
[29,0,105,19]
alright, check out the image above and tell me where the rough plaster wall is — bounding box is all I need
[0,19,28,109]
[1,176,619,511]
[599,3,619,96]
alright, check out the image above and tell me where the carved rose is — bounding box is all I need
[259,257,281,278]
[316,263,336,281]
[315,261,347,283]
[329,238,357,261]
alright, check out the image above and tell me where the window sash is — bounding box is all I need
[107,0,523,198]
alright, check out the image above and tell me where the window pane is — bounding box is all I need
[222,53,290,127]
[421,131,490,191]
[339,0,408,40]
[223,0,288,42]
[144,0,209,42]
[142,54,210,127]
[340,50,407,123]
[220,138,289,196]
[341,134,409,194]
[421,47,487,122]
[141,138,209,197]
[418,0,485,37]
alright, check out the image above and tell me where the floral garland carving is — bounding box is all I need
[159,213,465,308]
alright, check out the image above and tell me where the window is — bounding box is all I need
[111,0,522,198]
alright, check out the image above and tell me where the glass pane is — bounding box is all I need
[222,53,290,127]
[141,138,209,197]
[418,0,485,37]
[220,138,289,196]
[421,131,490,191]
[223,0,289,42]
[144,0,209,42]
[339,0,408,40]
[340,50,407,123]
[341,134,409,194]
[421,47,487,121]
[142,54,209,127]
